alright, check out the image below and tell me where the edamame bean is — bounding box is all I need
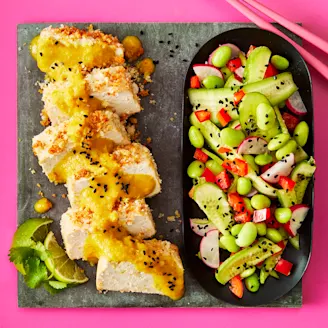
[275,208,292,224]
[243,154,259,174]
[205,159,224,175]
[243,197,254,214]
[211,46,232,68]
[254,153,273,166]
[188,126,204,148]
[278,100,286,109]
[256,103,276,130]
[220,127,245,147]
[240,266,256,279]
[266,228,283,243]
[245,273,260,293]
[237,177,252,195]
[231,224,244,236]
[268,133,290,151]
[220,235,240,253]
[271,55,290,70]
[275,140,297,161]
[294,121,309,147]
[236,222,257,247]
[251,194,271,210]
[202,75,224,89]
[219,240,227,250]
[187,160,205,178]
[220,66,233,80]
[256,222,267,236]
[278,227,289,240]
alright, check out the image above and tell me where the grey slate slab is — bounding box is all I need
[17,22,302,308]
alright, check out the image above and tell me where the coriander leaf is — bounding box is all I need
[8,247,34,265]
[24,256,48,289]
[48,281,68,289]
[43,282,62,295]
[33,242,50,262]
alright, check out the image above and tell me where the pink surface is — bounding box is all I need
[1,0,328,327]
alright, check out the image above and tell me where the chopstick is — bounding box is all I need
[242,0,328,56]
[226,0,328,80]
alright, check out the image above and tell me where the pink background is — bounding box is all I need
[1,0,328,327]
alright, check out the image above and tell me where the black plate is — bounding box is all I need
[182,28,314,306]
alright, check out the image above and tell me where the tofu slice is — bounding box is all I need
[61,199,156,260]
[112,143,161,198]
[32,110,129,181]
[42,66,140,125]
[96,240,184,299]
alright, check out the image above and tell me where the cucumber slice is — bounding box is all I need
[221,66,233,80]
[289,234,300,250]
[193,182,233,235]
[277,189,297,207]
[215,238,282,285]
[294,145,309,163]
[291,157,316,203]
[239,52,247,67]
[224,75,243,88]
[273,106,289,135]
[244,46,271,84]
[188,88,239,126]
[201,148,223,164]
[247,170,278,198]
[239,92,281,141]
[260,253,281,284]
[270,270,280,279]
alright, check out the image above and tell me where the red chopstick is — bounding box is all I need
[226,0,328,80]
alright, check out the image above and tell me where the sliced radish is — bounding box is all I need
[260,153,295,183]
[193,64,223,82]
[208,43,241,65]
[245,187,258,198]
[234,124,241,130]
[283,204,310,237]
[234,66,245,79]
[253,208,270,223]
[190,218,216,237]
[286,91,307,116]
[199,229,220,269]
[237,137,268,155]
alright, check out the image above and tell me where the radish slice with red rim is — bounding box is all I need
[208,43,241,65]
[234,66,245,79]
[199,229,220,269]
[237,137,269,155]
[283,204,310,237]
[190,218,216,237]
[286,91,307,116]
[245,187,258,198]
[260,153,295,183]
[192,64,223,82]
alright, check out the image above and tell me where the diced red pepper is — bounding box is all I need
[229,275,244,298]
[233,89,245,105]
[278,176,296,191]
[195,110,211,122]
[282,112,300,132]
[261,162,275,174]
[266,216,280,229]
[234,210,252,223]
[215,170,231,190]
[227,58,242,72]
[228,193,245,212]
[277,240,287,252]
[234,73,243,82]
[246,45,256,58]
[222,159,248,177]
[193,148,208,163]
[218,146,231,154]
[190,75,200,88]
[201,168,216,183]
[217,108,232,127]
[275,258,293,276]
[264,63,279,79]
[253,208,271,223]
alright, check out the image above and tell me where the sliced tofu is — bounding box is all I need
[61,199,156,260]
[42,66,140,125]
[32,110,129,181]
[86,67,141,117]
[96,240,184,299]
[112,143,161,198]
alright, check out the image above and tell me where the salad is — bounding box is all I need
[187,43,316,298]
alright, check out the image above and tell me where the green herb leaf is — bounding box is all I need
[48,281,68,289]
[43,282,62,295]
[9,247,34,265]
[24,256,48,289]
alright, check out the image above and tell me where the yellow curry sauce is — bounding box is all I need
[31,27,184,300]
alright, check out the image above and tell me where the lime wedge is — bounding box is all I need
[11,218,53,274]
[44,231,88,284]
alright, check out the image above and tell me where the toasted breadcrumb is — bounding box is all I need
[167,216,176,222]
[36,183,41,188]
[62,194,67,199]
[38,191,44,197]
[158,213,164,219]
[175,210,181,219]
[52,194,57,198]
